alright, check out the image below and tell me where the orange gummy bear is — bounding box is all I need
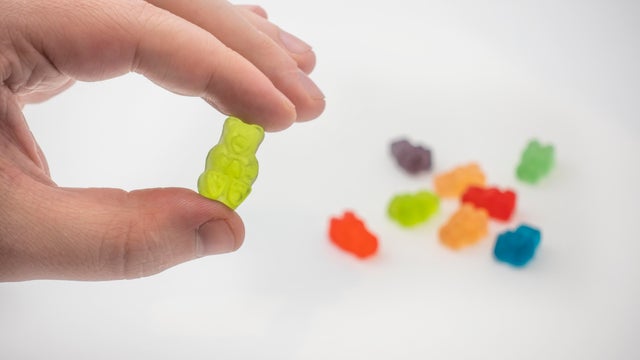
[439,204,489,250]
[329,211,378,259]
[434,163,486,198]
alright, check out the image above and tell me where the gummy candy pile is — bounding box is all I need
[197,117,553,268]
[328,138,555,268]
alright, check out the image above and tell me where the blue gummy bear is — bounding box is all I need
[494,225,541,267]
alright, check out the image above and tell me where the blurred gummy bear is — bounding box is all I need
[390,138,432,175]
[434,163,486,198]
[329,211,378,259]
[461,186,517,221]
[388,190,440,227]
[516,139,554,184]
[198,116,265,209]
[494,224,541,267]
[439,203,489,250]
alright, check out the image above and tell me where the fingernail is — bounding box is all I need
[298,70,325,100]
[279,29,312,54]
[196,219,237,257]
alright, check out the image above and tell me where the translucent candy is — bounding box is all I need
[198,116,265,209]
[516,139,554,184]
[388,190,440,227]
[390,139,432,175]
[434,163,486,198]
[461,186,517,221]
[439,204,489,250]
[494,224,541,267]
[329,211,378,259]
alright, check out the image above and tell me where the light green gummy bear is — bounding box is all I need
[198,116,265,209]
[388,190,440,227]
[516,139,555,184]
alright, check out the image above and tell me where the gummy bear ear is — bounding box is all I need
[226,116,264,133]
[225,116,242,129]
[251,124,265,141]
[242,122,265,145]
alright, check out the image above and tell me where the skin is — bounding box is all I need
[0,0,325,281]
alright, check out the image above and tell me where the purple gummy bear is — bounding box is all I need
[390,139,432,175]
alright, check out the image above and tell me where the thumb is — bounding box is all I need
[0,178,244,281]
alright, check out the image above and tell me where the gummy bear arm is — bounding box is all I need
[205,145,229,169]
[240,158,259,182]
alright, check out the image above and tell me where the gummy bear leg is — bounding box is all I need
[198,171,229,200]
[227,181,251,209]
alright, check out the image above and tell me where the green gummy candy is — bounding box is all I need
[516,139,555,184]
[198,116,265,209]
[388,190,440,227]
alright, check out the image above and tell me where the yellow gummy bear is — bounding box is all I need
[198,116,265,209]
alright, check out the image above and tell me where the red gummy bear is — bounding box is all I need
[329,211,378,259]
[461,186,517,221]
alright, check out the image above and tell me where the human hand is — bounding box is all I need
[0,0,325,281]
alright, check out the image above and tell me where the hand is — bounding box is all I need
[0,0,325,281]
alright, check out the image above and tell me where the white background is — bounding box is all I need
[2,0,639,359]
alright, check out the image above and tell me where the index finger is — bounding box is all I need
[17,0,297,130]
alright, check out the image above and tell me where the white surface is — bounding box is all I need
[2,0,640,359]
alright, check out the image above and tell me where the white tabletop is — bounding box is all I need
[2,0,639,359]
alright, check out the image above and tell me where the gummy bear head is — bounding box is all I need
[223,116,265,155]
[524,140,554,161]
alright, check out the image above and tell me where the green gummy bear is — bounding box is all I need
[198,116,265,209]
[516,139,555,184]
[388,190,440,227]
